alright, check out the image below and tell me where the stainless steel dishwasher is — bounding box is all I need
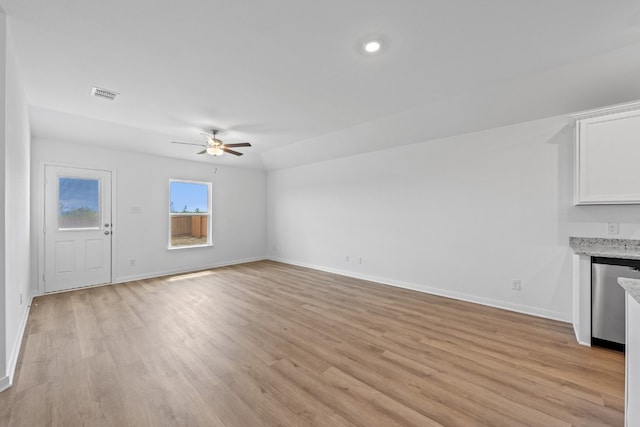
[592,257,640,352]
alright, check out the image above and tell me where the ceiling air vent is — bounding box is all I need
[90,86,119,101]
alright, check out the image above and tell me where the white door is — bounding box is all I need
[44,166,112,292]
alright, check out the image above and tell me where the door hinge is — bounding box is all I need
[42,274,45,282]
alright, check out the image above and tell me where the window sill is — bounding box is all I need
[167,243,214,251]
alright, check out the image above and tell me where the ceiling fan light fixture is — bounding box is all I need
[207,146,224,156]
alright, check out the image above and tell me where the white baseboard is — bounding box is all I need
[269,257,571,323]
[0,376,9,392]
[573,322,591,347]
[113,256,267,284]
[1,292,35,392]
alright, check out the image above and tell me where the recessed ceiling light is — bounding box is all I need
[363,40,382,54]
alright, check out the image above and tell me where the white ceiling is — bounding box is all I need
[3,0,640,170]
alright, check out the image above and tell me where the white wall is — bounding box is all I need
[4,19,31,387]
[0,15,31,389]
[0,11,7,387]
[267,114,640,322]
[30,140,266,292]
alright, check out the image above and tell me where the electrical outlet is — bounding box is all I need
[129,259,136,266]
[512,280,522,291]
[607,222,619,235]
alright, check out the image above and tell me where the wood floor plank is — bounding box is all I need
[0,260,625,426]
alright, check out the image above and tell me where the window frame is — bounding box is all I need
[167,179,213,250]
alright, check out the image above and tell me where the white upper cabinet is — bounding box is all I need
[573,102,640,205]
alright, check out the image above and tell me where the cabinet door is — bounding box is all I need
[575,110,640,205]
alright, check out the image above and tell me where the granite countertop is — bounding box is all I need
[569,237,640,260]
[619,277,640,304]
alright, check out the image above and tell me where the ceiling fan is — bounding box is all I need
[171,130,252,156]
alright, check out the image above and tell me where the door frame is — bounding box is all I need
[37,161,118,295]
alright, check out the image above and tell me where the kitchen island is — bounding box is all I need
[619,277,640,427]
[569,237,640,346]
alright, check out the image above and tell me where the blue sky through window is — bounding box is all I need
[170,181,208,213]
[59,177,99,214]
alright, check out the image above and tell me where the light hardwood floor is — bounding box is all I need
[0,261,625,426]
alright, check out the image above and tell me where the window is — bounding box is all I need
[58,177,101,229]
[169,180,212,248]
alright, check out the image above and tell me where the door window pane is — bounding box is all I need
[58,177,100,229]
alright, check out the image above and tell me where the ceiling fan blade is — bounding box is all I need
[223,142,252,148]
[172,141,207,147]
[197,149,207,154]
[222,147,243,156]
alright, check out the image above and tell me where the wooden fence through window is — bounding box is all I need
[171,215,208,238]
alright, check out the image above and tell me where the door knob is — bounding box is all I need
[104,231,111,235]
[105,224,110,227]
